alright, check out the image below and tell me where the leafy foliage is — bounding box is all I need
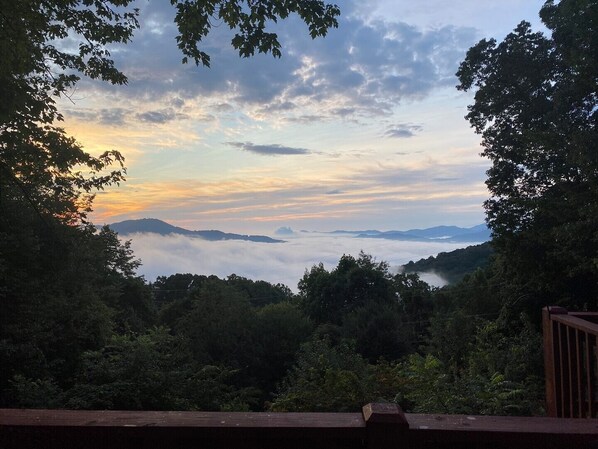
[63,328,259,411]
[270,338,376,412]
[171,0,340,66]
[299,252,396,325]
[298,253,436,363]
[341,302,411,362]
[252,302,314,398]
[1,0,135,224]
[0,222,147,407]
[400,350,543,416]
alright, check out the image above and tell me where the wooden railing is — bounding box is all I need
[543,306,598,418]
[2,403,598,449]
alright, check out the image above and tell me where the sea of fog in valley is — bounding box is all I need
[125,232,477,291]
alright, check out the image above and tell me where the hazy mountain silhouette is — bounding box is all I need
[108,218,284,243]
[350,224,490,242]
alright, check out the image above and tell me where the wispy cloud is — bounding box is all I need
[99,108,128,126]
[136,108,188,123]
[64,107,129,126]
[385,123,423,138]
[227,141,311,155]
[91,160,488,231]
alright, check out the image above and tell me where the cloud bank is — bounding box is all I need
[127,232,471,291]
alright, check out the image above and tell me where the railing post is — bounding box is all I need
[543,306,568,417]
[362,403,409,449]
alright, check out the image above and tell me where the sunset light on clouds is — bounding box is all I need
[58,0,545,234]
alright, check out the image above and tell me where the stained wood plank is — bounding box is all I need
[0,409,365,428]
[0,409,366,449]
[406,413,598,433]
[406,413,598,449]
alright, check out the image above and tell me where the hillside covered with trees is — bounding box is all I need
[1,0,596,416]
[402,242,494,284]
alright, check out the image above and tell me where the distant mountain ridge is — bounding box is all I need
[108,218,284,243]
[109,219,490,244]
[327,224,490,243]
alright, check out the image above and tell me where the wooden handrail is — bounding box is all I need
[0,407,367,449]
[1,405,598,449]
[551,314,598,336]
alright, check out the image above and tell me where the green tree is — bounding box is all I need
[393,273,434,344]
[226,274,294,307]
[252,302,314,399]
[0,224,141,406]
[1,1,144,404]
[399,354,465,414]
[153,273,209,309]
[299,255,435,362]
[425,264,504,372]
[64,328,191,410]
[456,0,598,315]
[172,281,256,368]
[299,253,395,325]
[156,279,312,408]
[270,337,376,412]
[341,301,411,362]
[107,276,156,334]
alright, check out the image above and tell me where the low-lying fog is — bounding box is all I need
[126,232,471,291]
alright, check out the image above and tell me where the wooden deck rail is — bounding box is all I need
[1,404,598,449]
[543,306,598,418]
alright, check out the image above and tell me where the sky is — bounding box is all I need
[59,0,546,235]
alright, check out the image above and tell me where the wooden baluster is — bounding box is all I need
[568,325,582,418]
[576,328,582,418]
[592,335,597,418]
[558,322,567,417]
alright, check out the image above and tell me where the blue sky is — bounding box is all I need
[59,0,546,234]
